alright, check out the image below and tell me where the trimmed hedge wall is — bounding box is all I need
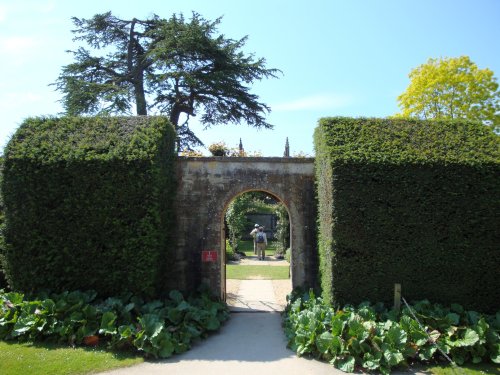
[2,116,176,297]
[314,117,500,312]
[0,157,6,290]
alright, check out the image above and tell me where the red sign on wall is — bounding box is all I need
[202,250,218,262]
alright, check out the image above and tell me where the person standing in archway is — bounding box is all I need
[255,226,268,260]
[250,223,259,255]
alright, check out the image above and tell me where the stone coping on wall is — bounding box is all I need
[178,156,315,163]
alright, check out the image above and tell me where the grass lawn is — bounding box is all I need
[0,341,143,375]
[237,239,279,257]
[226,264,289,279]
[424,362,500,375]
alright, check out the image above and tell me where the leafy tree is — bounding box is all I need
[397,56,499,129]
[225,192,277,251]
[54,11,280,150]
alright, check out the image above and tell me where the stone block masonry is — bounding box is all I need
[172,157,317,299]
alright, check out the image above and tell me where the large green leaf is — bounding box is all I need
[40,299,56,315]
[474,317,489,343]
[347,316,369,342]
[363,352,382,370]
[330,314,346,336]
[336,355,355,373]
[99,311,117,335]
[448,328,479,347]
[490,343,500,364]
[418,345,437,361]
[2,292,24,305]
[383,348,404,366]
[316,331,334,354]
[445,313,460,326]
[384,325,407,349]
[139,314,164,337]
[452,352,466,366]
[471,344,486,363]
[357,306,377,321]
[82,304,98,321]
[176,301,191,311]
[467,311,480,325]
[168,308,183,324]
[348,338,363,354]
[169,290,184,304]
[142,301,164,314]
[204,316,220,331]
[117,324,135,340]
[12,312,38,337]
[157,332,175,358]
[331,335,344,354]
[174,341,189,354]
[410,329,429,346]
[70,311,84,323]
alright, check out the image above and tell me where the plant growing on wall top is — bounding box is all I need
[208,142,229,156]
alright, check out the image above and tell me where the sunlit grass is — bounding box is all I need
[0,341,143,375]
[425,362,500,375]
[226,264,289,279]
[237,239,279,256]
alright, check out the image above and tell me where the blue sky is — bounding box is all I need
[1,0,499,156]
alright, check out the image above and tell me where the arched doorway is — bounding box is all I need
[220,190,292,308]
[173,157,317,299]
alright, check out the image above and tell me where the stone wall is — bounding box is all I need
[172,157,317,299]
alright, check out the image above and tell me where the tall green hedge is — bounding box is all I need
[314,117,500,312]
[1,116,176,297]
[0,157,6,290]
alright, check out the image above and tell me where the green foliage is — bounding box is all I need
[0,288,229,359]
[274,203,289,257]
[285,248,291,263]
[245,192,277,214]
[283,291,500,374]
[207,141,263,157]
[1,116,176,297]
[0,158,6,290]
[54,12,280,150]
[226,194,254,251]
[208,142,230,156]
[314,117,500,312]
[397,56,499,130]
[225,192,276,251]
[225,240,237,262]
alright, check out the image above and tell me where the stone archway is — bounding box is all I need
[220,189,290,300]
[173,157,317,299]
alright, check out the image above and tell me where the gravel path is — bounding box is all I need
[226,279,292,310]
[226,255,292,311]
